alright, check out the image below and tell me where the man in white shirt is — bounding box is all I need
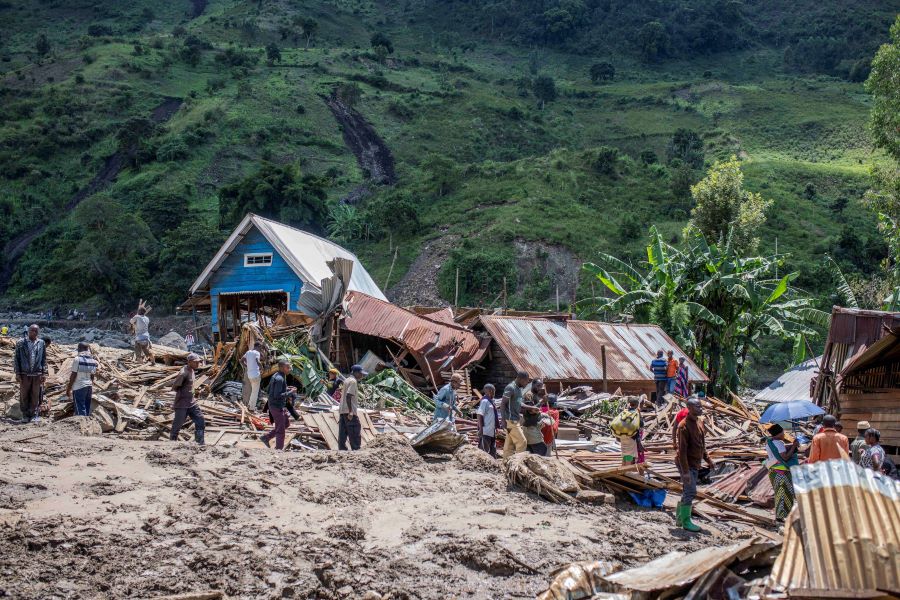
[476,383,499,458]
[240,342,263,411]
[130,308,152,363]
[66,343,98,416]
[338,365,365,450]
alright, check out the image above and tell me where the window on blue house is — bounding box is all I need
[244,253,273,267]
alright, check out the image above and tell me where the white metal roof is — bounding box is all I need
[189,214,386,301]
[752,356,821,404]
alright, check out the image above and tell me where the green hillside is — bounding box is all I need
[0,0,896,333]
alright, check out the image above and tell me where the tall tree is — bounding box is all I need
[687,156,771,253]
[864,15,900,308]
[532,75,557,109]
[637,21,668,63]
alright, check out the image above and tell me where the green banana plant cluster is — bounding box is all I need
[580,225,830,395]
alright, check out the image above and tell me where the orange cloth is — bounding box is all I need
[667,359,678,378]
[808,428,849,463]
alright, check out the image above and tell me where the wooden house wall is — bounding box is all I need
[473,340,657,396]
[208,229,302,334]
[840,359,900,447]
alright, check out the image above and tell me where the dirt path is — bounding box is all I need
[325,95,396,202]
[0,422,742,599]
[0,98,182,293]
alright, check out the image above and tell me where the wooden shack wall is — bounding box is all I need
[473,340,657,396]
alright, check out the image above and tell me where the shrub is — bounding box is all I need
[640,149,658,165]
[589,62,615,83]
[156,139,189,161]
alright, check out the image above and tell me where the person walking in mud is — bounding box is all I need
[169,353,205,445]
[675,398,714,532]
[260,359,296,450]
[338,365,366,451]
[14,324,47,423]
[501,371,529,458]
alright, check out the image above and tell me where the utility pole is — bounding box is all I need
[502,277,507,313]
[454,268,459,307]
[555,284,560,312]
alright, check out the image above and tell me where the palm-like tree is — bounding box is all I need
[581,226,828,394]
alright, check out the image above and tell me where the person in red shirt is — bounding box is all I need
[541,394,560,456]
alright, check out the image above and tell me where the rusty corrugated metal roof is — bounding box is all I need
[828,305,900,349]
[771,459,900,594]
[479,316,708,383]
[342,292,489,386]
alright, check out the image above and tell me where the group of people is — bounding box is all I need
[650,350,690,403]
[431,370,561,459]
[765,414,892,522]
[237,341,366,452]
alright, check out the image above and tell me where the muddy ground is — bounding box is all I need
[0,420,746,600]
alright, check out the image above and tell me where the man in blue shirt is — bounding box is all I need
[650,350,669,405]
[433,373,462,422]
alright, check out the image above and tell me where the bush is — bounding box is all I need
[640,149,658,165]
[592,146,620,177]
[370,32,394,54]
[589,62,615,83]
[667,128,704,169]
[156,139,189,161]
[87,24,113,37]
[364,191,419,236]
[438,243,516,305]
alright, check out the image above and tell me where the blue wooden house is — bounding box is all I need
[183,214,386,340]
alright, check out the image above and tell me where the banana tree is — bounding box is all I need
[580,225,724,354]
[581,226,827,395]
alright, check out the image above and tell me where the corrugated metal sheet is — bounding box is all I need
[828,306,900,356]
[772,459,900,594]
[603,538,776,593]
[479,316,708,383]
[753,356,821,404]
[342,291,489,386]
[189,213,386,301]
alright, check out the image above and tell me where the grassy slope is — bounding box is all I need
[0,1,891,352]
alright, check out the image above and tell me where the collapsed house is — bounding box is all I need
[474,315,707,396]
[180,213,385,341]
[338,291,489,389]
[813,306,900,449]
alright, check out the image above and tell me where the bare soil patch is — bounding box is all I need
[0,420,743,599]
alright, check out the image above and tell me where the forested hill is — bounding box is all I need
[0,0,897,320]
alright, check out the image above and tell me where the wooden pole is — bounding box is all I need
[384,247,398,290]
[502,277,507,312]
[454,268,459,307]
[555,284,560,311]
[601,345,608,393]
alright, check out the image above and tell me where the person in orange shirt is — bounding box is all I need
[808,414,850,463]
[666,350,678,394]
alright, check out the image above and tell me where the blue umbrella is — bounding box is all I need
[759,400,825,423]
